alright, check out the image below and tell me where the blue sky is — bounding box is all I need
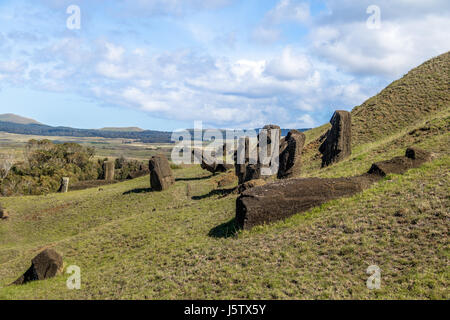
[0,0,449,130]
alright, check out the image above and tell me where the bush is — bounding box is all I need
[0,140,101,196]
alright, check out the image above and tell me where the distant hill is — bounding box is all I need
[0,121,173,143]
[100,127,144,132]
[0,113,41,125]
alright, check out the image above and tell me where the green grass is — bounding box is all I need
[0,139,448,299]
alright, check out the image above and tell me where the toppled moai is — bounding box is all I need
[319,110,352,167]
[149,154,175,191]
[59,177,70,193]
[192,148,233,175]
[236,147,431,229]
[12,248,63,285]
[278,129,306,179]
[104,160,115,181]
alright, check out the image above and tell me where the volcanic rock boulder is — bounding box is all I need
[149,154,175,191]
[278,130,306,179]
[236,147,432,229]
[104,160,115,181]
[319,110,352,167]
[59,177,69,193]
[13,249,63,285]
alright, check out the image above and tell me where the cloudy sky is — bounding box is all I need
[0,0,449,130]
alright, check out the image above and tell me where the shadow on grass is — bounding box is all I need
[208,218,239,238]
[191,187,236,200]
[176,175,213,182]
[123,187,152,195]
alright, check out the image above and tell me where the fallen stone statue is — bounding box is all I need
[236,147,432,229]
[12,248,63,285]
[192,148,233,174]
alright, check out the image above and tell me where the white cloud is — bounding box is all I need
[250,26,281,44]
[2,0,449,129]
[296,114,315,127]
[265,0,310,24]
[265,47,311,80]
[312,3,450,77]
[104,42,125,62]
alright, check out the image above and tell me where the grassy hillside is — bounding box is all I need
[352,51,449,145]
[0,114,41,125]
[302,51,450,173]
[0,53,449,299]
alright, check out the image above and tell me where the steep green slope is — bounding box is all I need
[0,115,448,299]
[302,51,450,174]
[352,51,449,145]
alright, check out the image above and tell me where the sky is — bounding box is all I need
[0,0,449,131]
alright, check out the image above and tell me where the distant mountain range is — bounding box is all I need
[0,113,42,125]
[0,114,172,143]
[99,127,145,132]
[0,113,308,143]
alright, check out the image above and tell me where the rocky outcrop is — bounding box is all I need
[236,147,431,229]
[149,154,175,191]
[13,249,63,285]
[278,129,306,179]
[319,110,352,167]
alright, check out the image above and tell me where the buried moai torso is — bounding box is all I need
[278,129,306,179]
[149,154,175,191]
[104,160,115,181]
[319,110,352,167]
[59,177,69,193]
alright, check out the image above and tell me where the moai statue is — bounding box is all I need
[278,129,306,179]
[59,177,69,193]
[149,154,175,191]
[319,110,352,167]
[104,161,115,181]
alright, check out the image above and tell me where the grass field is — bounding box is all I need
[0,110,448,299]
[0,132,173,162]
